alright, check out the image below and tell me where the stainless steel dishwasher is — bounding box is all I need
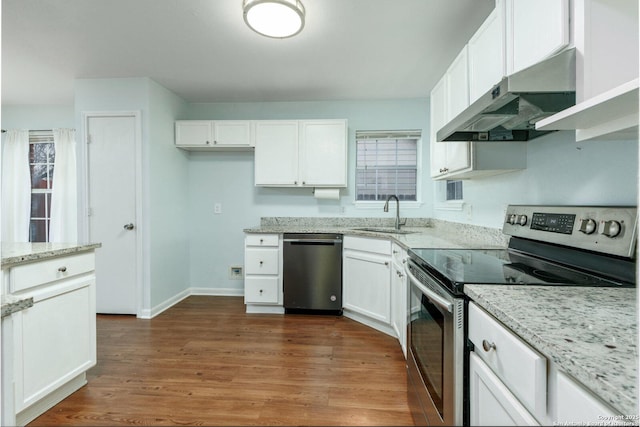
[283,233,343,314]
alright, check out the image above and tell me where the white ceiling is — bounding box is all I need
[2,0,494,105]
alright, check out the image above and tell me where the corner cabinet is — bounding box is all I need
[254,119,347,187]
[430,71,526,180]
[342,236,394,336]
[175,120,254,150]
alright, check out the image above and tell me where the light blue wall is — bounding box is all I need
[75,77,190,312]
[432,131,639,228]
[147,80,191,308]
[185,99,431,292]
[1,105,75,129]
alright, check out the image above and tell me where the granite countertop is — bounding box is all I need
[244,217,509,249]
[465,285,638,417]
[1,242,102,268]
[1,242,101,318]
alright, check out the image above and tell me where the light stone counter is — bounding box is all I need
[465,285,637,417]
[1,242,101,317]
[244,217,509,249]
[1,242,102,268]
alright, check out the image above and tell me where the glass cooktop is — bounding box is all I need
[408,248,631,295]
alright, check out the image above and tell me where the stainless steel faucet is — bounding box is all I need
[383,195,402,230]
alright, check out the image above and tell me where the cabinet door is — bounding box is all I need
[212,121,253,146]
[343,251,391,324]
[13,278,96,413]
[446,45,470,120]
[299,120,347,187]
[391,261,407,356]
[468,5,506,104]
[506,0,569,75]
[175,120,213,146]
[254,121,299,186]
[555,371,620,424]
[469,352,539,426]
[430,74,471,178]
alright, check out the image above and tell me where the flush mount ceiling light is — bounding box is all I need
[243,0,305,39]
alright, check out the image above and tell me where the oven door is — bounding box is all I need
[406,261,464,427]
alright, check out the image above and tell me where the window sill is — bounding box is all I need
[435,201,465,211]
[354,200,424,210]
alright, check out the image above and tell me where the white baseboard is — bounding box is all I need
[139,287,243,319]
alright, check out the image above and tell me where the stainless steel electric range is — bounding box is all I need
[404,205,638,427]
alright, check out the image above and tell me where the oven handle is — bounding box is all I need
[405,263,453,313]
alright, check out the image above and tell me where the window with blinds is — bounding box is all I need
[355,131,420,202]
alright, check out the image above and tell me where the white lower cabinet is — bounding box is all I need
[2,250,97,426]
[342,236,393,336]
[243,233,283,313]
[390,243,407,356]
[469,301,629,426]
[469,352,539,426]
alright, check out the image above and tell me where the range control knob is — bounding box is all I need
[578,218,597,235]
[518,215,528,226]
[508,214,518,225]
[601,220,622,238]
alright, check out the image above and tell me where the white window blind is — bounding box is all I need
[355,131,420,201]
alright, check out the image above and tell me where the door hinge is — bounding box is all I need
[86,134,92,144]
[87,207,93,216]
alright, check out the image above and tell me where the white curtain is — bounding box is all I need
[49,128,78,243]
[1,130,32,242]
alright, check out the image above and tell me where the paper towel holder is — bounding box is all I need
[312,188,341,200]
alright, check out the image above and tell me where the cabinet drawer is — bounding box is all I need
[468,302,547,419]
[11,252,95,293]
[245,248,279,275]
[245,234,279,247]
[344,236,391,255]
[244,277,279,304]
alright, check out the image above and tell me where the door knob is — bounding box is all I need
[124,223,135,230]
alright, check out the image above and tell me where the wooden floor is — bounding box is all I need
[29,296,415,426]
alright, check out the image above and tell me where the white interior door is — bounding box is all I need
[86,114,139,314]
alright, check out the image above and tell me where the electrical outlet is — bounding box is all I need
[214,203,222,214]
[229,266,243,279]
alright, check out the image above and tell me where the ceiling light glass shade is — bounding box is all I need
[243,0,305,39]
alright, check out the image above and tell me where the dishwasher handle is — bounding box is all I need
[283,238,343,244]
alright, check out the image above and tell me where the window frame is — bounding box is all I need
[353,130,423,209]
[28,131,55,242]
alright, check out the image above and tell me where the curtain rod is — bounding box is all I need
[1,129,75,133]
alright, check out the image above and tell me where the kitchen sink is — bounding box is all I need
[354,227,418,234]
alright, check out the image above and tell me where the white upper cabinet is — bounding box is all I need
[299,120,347,187]
[175,120,212,147]
[254,119,347,188]
[430,74,471,179]
[175,120,254,150]
[254,121,300,186]
[536,0,639,141]
[468,4,506,104]
[505,0,570,75]
[446,46,470,120]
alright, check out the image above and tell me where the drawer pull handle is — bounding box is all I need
[58,266,67,273]
[482,340,497,352]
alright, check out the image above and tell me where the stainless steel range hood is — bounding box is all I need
[437,48,576,142]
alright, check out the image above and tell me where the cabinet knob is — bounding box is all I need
[259,261,264,265]
[384,261,389,266]
[294,181,298,185]
[259,289,263,294]
[58,266,67,273]
[260,239,264,243]
[206,140,210,145]
[302,181,306,185]
[214,140,218,144]
[482,340,497,352]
